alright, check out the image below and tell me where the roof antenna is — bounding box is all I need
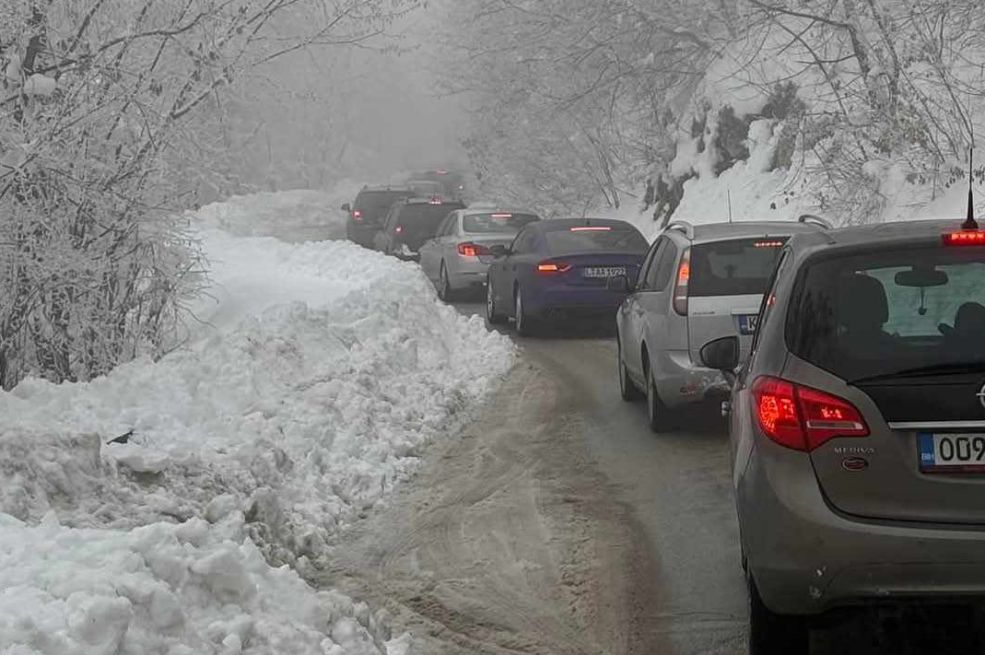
[727,189,734,224]
[963,146,979,231]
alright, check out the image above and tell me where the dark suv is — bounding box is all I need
[700,219,985,653]
[373,197,466,261]
[342,186,414,248]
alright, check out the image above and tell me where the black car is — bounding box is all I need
[373,197,467,261]
[342,185,415,248]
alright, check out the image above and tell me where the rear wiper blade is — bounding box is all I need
[851,361,985,384]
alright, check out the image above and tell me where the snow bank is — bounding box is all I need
[196,185,362,241]
[0,191,515,653]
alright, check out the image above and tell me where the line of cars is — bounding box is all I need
[620,213,985,653]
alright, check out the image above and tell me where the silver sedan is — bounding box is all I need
[419,209,540,301]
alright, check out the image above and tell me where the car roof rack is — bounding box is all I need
[797,214,833,229]
[664,220,695,239]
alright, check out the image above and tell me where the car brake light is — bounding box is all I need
[428,196,444,205]
[672,248,691,316]
[754,240,784,248]
[537,261,572,273]
[395,225,403,234]
[570,226,611,232]
[352,210,363,222]
[752,376,869,452]
[458,242,491,257]
[943,231,985,246]
[490,213,513,219]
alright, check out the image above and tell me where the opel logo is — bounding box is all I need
[978,383,985,410]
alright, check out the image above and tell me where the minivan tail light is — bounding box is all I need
[395,225,403,234]
[458,242,491,257]
[672,247,691,316]
[751,376,869,452]
[537,261,571,273]
[352,210,363,222]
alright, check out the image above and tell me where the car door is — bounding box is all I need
[436,213,460,273]
[637,237,679,377]
[375,206,397,253]
[621,238,665,380]
[504,228,540,313]
[490,228,529,312]
[420,213,453,281]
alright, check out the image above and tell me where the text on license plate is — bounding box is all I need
[583,266,626,279]
[737,314,759,335]
[918,433,985,473]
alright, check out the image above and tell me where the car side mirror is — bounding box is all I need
[700,336,740,372]
[341,203,351,213]
[606,274,632,292]
[489,245,509,258]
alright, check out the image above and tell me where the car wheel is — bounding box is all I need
[645,361,675,432]
[514,287,536,336]
[748,578,809,655]
[618,339,642,402]
[438,262,455,302]
[486,279,506,324]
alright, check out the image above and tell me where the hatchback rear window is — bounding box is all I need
[788,247,985,382]
[544,227,647,255]
[395,203,466,236]
[463,213,539,234]
[689,238,788,297]
[354,191,412,222]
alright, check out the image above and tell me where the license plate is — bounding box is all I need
[918,433,985,473]
[737,314,759,335]
[583,266,626,279]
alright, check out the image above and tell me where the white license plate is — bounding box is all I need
[918,433,985,473]
[583,266,626,279]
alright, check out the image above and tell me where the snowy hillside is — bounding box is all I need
[0,192,515,654]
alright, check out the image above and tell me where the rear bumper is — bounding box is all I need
[742,443,985,616]
[525,287,627,319]
[346,222,378,247]
[651,349,731,409]
[446,257,491,290]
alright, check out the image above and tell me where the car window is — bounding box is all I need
[511,228,538,254]
[636,240,664,291]
[463,212,539,234]
[543,226,648,256]
[787,246,985,381]
[653,240,679,291]
[437,213,457,237]
[750,249,790,357]
[354,191,412,223]
[689,237,788,297]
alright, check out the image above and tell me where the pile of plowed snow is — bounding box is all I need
[0,192,514,654]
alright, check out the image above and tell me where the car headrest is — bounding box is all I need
[954,302,985,335]
[837,274,888,331]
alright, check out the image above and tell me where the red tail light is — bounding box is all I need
[672,248,691,316]
[458,242,491,257]
[394,225,403,234]
[752,376,869,452]
[943,231,985,246]
[537,261,572,273]
[352,210,363,222]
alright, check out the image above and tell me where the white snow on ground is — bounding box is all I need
[0,191,515,654]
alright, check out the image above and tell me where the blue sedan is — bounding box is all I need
[485,219,648,335]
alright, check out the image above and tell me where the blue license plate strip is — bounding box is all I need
[918,432,985,474]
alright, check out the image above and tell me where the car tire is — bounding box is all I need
[645,361,675,432]
[486,278,506,324]
[618,339,642,402]
[748,578,809,655]
[438,262,455,302]
[514,287,537,337]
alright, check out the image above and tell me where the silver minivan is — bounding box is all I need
[615,218,828,431]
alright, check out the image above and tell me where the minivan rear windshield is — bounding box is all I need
[689,238,788,297]
[354,191,412,222]
[463,212,539,234]
[787,247,985,382]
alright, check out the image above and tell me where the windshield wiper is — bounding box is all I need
[850,361,985,385]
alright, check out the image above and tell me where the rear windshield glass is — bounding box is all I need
[396,203,465,234]
[788,247,985,382]
[354,191,412,221]
[463,213,539,234]
[543,227,647,255]
[689,238,788,297]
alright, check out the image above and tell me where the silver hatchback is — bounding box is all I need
[701,219,985,653]
[615,218,828,431]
